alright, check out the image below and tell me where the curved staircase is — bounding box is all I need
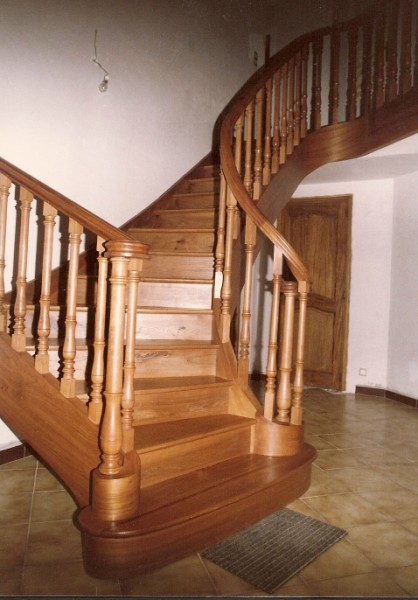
[1,0,418,579]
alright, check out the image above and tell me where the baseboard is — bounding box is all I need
[0,443,32,466]
[355,386,418,409]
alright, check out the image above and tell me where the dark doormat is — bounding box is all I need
[201,508,347,593]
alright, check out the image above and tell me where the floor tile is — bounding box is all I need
[0,523,29,569]
[0,469,36,495]
[348,521,418,568]
[310,570,409,597]
[358,486,418,520]
[302,464,350,497]
[0,492,32,525]
[329,466,400,493]
[120,555,217,596]
[31,490,77,522]
[313,449,368,470]
[388,564,418,596]
[0,455,37,471]
[25,520,82,566]
[303,492,393,529]
[22,561,98,596]
[0,567,23,595]
[400,518,418,536]
[34,467,66,492]
[299,538,376,582]
[201,556,264,595]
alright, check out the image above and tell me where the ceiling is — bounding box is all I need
[302,133,418,184]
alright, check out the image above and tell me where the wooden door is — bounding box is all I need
[280,195,352,390]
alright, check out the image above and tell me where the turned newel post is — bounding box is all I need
[0,175,11,332]
[12,187,33,351]
[91,239,146,523]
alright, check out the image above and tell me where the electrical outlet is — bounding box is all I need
[359,368,367,376]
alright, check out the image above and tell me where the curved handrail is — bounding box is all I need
[219,0,416,283]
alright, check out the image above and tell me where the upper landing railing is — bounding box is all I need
[218,0,418,423]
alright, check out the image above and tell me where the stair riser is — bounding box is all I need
[170,195,217,209]
[176,178,219,194]
[141,254,214,280]
[134,347,217,377]
[139,426,252,487]
[134,385,229,422]
[154,211,217,229]
[131,230,215,253]
[139,281,213,310]
[28,348,90,381]
[21,308,92,341]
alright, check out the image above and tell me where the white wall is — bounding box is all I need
[387,171,418,398]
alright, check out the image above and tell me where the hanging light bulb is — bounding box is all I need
[99,75,109,93]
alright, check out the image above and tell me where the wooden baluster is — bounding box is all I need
[347,25,358,121]
[275,280,297,424]
[263,77,273,185]
[294,51,302,146]
[244,101,254,195]
[88,237,108,424]
[60,218,82,398]
[220,190,237,342]
[386,2,400,102]
[35,202,57,373]
[286,56,295,155]
[279,62,288,164]
[361,22,373,116]
[329,28,340,124]
[264,247,282,421]
[300,44,309,138]
[401,0,413,94]
[234,114,244,176]
[312,35,323,130]
[271,71,281,174]
[12,187,33,352]
[291,281,310,425]
[0,175,11,332]
[122,258,141,453]
[98,244,129,476]
[374,9,386,109]
[238,218,256,385]
[214,170,227,298]
[253,88,264,200]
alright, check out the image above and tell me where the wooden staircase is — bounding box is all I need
[1,0,418,579]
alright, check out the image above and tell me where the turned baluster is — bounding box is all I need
[60,218,82,398]
[386,2,400,102]
[374,10,386,109]
[271,71,281,174]
[286,56,295,155]
[88,237,109,424]
[264,247,283,421]
[263,77,273,185]
[361,22,373,116]
[238,218,256,385]
[401,0,413,94]
[291,281,310,425]
[347,25,358,121]
[275,280,297,423]
[234,114,244,176]
[0,175,11,332]
[220,191,237,342]
[12,187,33,352]
[122,259,141,453]
[329,28,340,124]
[215,170,227,298]
[294,51,302,146]
[253,89,264,200]
[244,101,254,195]
[300,44,309,138]
[279,62,288,164]
[35,202,57,373]
[311,36,323,130]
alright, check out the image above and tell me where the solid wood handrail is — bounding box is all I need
[0,156,145,250]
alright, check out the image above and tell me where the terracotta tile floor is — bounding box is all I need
[1,388,418,596]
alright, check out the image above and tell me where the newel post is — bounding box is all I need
[91,239,147,523]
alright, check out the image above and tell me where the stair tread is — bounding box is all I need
[171,191,216,198]
[148,250,213,257]
[139,277,214,284]
[133,375,230,393]
[137,307,213,314]
[135,414,254,453]
[154,208,216,214]
[89,446,315,536]
[129,228,215,233]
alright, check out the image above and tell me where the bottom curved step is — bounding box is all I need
[78,444,316,579]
